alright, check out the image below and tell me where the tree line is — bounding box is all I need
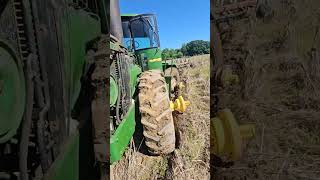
[161,40,210,60]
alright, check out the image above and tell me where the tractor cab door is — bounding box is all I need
[121,18,134,51]
[122,14,163,70]
[129,14,160,50]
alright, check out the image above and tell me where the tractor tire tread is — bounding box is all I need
[138,70,175,155]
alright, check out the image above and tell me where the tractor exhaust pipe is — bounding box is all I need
[110,0,123,40]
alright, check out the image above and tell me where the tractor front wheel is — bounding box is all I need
[138,70,176,155]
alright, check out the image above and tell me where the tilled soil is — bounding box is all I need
[213,0,320,179]
[111,55,210,180]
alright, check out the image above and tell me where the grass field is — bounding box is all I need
[213,0,320,179]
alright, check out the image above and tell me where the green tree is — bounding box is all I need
[168,49,175,59]
[162,48,170,60]
[161,40,209,60]
[181,44,188,56]
[185,40,209,56]
[177,51,183,58]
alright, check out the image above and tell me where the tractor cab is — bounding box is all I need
[121,14,163,70]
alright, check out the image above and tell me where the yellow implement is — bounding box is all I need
[211,109,255,160]
[170,96,190,113]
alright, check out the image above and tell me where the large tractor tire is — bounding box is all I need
[138,70,175,155]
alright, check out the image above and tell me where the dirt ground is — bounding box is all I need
[213,0,320,179]
[111,55,210,180]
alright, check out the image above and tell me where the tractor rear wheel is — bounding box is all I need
[138,70,175,155]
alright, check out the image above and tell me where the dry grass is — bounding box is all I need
[111,55,210,180]
[214,0,320,179]
[170,55,210,180]
[110,139,168,180]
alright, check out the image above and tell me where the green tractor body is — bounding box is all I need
[110,11,184,163]
[0,0,108,179]
[109,37,142,163]
[0,0,185,178]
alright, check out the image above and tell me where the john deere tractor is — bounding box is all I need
[109,0,189,163]
[0,0,185,178]
[0,0,109,179]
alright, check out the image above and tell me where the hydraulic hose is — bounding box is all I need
[116,77,121,124]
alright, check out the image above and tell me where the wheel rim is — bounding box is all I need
[0,44,25,143]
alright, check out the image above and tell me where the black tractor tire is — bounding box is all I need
[138,70,176,155]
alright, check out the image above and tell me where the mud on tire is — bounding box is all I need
[138,70,176,155]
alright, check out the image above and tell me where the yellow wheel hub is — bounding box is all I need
[170,96,190,113]
[211,109,255,160]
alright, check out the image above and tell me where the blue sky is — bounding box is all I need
[120,0,210,49]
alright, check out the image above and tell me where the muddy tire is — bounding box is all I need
[164,67,180,91]
[138,70,176,155]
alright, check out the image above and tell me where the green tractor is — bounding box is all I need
[121,14,181,89]
[0,0,186,178]
[110,0,190,163]
[0,0,109,179]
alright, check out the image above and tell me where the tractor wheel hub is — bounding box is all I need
[170,95,190,113]
[211,109,255,161]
